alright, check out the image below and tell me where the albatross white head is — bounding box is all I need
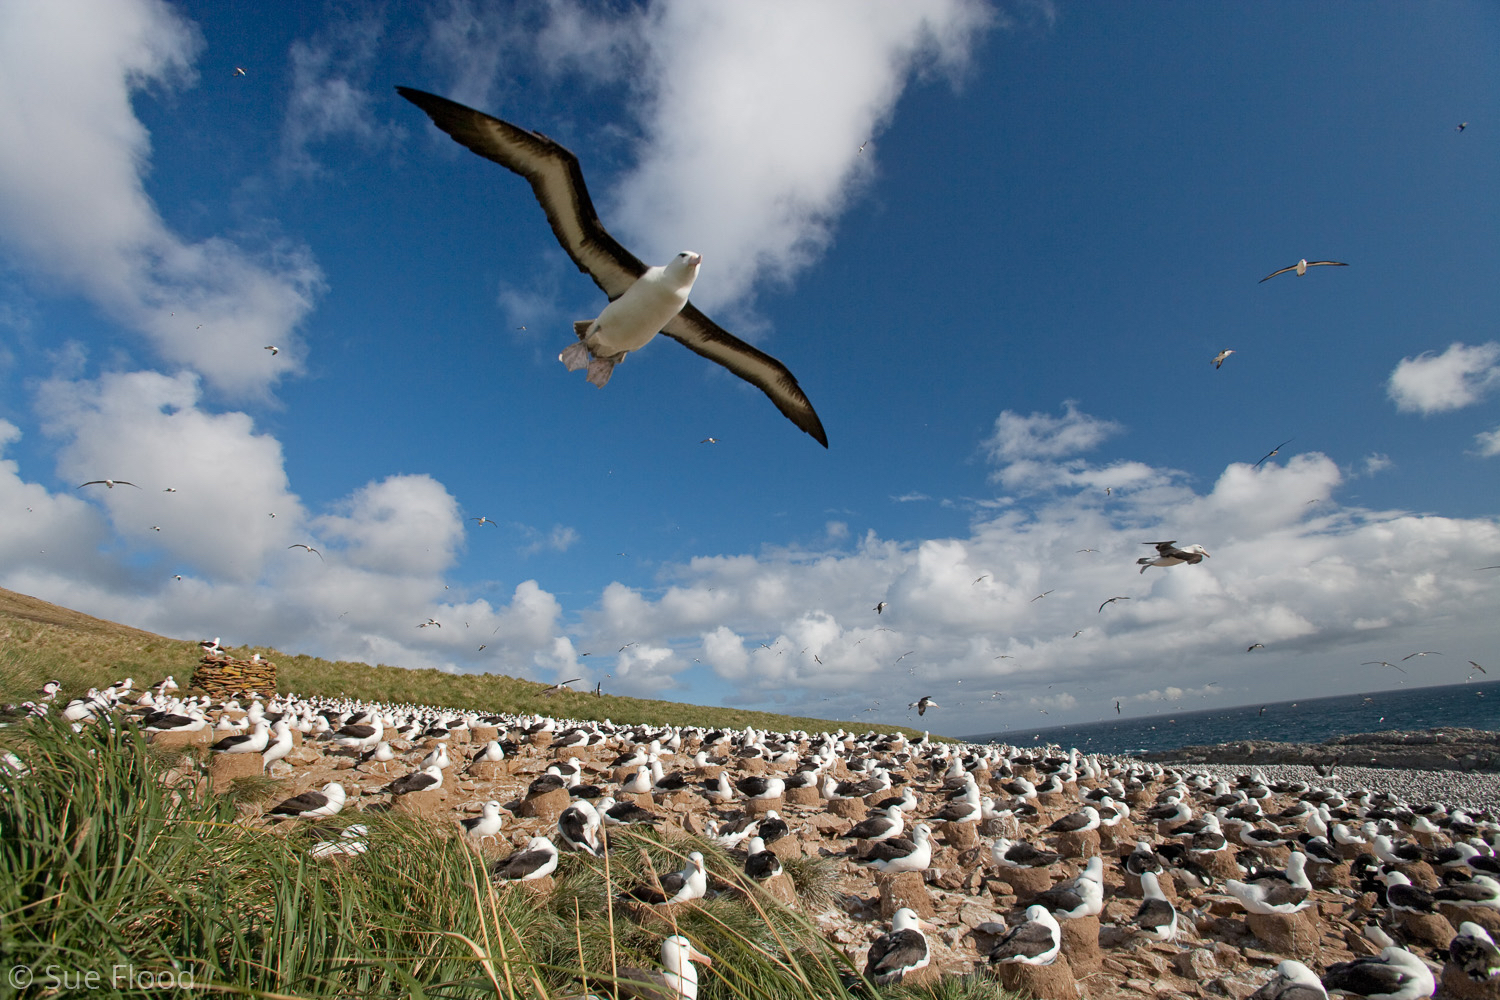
[659,934,712,1000]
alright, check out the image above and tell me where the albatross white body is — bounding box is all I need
[561,253,701,387]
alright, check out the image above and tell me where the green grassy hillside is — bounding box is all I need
[0,586,936,738]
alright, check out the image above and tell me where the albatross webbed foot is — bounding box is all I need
[559,342,590,372]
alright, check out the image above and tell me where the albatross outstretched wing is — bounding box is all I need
[662,305,828,447]
[396,86,645,299]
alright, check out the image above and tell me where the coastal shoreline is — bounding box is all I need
[1130,726,1500,812]
[1136,726,1500,772]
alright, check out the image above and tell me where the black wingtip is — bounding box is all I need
[395,86,466,123]
[395,85,449,116]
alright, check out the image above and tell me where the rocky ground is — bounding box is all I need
[1142,727,1500,773]
[151,717,1500,1000]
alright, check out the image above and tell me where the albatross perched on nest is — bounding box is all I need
[1319,947,1434,1000]
[988,904,1061,966]
[616,935,713,1000]
[863,907,934,985]
[397,87,827,448]
[622,851,707,905]
[1249,960,1328,1000]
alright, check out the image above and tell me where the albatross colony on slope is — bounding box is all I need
[396,87,828,447]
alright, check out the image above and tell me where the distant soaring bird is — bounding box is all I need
[1259,259,1348,283]
[287,544,323,561]
[1362,660,1408,674]
[233,67,246,77]
[1254,438,1295,468]
[1098,596,1130,613]
[908,696,939,716]
[874,601,888,614]
[1456,122,1468,132]
[78,480,138,489]
[1137,541,1210,574]
[397,87,826,447]
[1212,349,1235,369]
[264,345,278,355]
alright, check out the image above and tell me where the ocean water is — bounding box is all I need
[963,679,1500,755]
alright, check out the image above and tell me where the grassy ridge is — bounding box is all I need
[0,589,1008,998]
[0,586,936,738]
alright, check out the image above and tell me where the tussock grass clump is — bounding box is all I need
[224,773,281,804]
[781,852,840,911]
[884,975,1020,999]
[0,719,997,998]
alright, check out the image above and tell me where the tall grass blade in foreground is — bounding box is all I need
[0,718,1012,997]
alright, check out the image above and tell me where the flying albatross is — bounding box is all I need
[908,696,939,716]
[1259,259,1348,283]
[1137,540,1210,574]
[396,87,827,447]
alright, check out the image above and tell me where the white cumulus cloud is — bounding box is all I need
[535,402,1500,723]
[1387,341,1500,415]
[0,0,322,397]
[281,13,400,176]
[611,0,994,310]
[37,371,303,583]
[4,373,567,680]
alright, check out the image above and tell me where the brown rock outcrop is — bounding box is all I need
[191,655,276,699]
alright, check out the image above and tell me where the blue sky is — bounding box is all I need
[1,1,1497,736]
